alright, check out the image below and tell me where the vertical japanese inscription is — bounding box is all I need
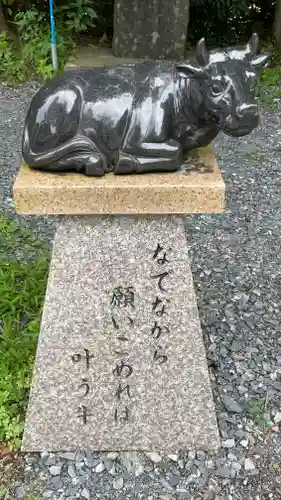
[110,285,135,424]
[71,348,94,424]
[149,243,173,364]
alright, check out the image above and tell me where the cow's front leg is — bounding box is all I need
[180,124,219,153]
[115,152,181,174]
[115,139,181,174]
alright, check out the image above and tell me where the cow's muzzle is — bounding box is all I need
[222,103,260,137]
[236,104,259,119]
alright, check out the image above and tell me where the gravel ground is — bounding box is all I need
[1,82,281,500]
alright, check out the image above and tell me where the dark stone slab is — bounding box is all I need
[112,0,190,59]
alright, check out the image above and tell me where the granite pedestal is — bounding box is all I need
[13,149,223,453]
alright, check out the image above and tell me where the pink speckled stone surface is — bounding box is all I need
[22,216,220,452]
[13,149,225,215]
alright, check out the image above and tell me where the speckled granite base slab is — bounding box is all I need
[22,216,220,452]
[13,148,225,215]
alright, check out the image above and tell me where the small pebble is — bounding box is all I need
[146,452,162,463]
[240,439,249,448]
[15,485,24,498]
[244,458,256,471]
[108,464,116,475]
[222,439,235,448]
[232,462,242,471]
[95,462,105,473]
[215,466,233,478]
[81,487,91,500]
[67,464,77,478]
[107,451,119,460]
[135,464,145,477]
[159,476,174,491]
[113,477,124,490]
[167,453,178,461]
[169,473,180,487]
[221,395,243,413]
[49,465,62,476]
[274,411,281,424]
[61,452,76,461]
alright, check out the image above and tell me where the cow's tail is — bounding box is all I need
[22,124,97,169]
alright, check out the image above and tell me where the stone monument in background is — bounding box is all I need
[112,0,190,59]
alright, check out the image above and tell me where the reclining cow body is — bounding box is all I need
[22,34,270,176]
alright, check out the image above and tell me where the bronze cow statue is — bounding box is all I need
[22,33,270,176]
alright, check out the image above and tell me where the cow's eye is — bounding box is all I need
[211,83,223,96]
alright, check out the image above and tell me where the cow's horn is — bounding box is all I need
[196,38,209,66]
[246,33,259,57]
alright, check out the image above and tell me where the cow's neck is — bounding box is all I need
[173,77,205,126]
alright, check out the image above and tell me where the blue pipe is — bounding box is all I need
[49,0,58,71]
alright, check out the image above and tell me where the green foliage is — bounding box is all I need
[246,398,271,430]
[188,0,275,47]
[15,8,76,79]
[0,215,50,448]
[0,490,41,500]
[0,0,99,82]
[0,9,73,82]
[60,0,98,35]
[263,40,281,67]
[256,65,281,109]
[0,32,23,82]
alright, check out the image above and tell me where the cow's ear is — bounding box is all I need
[176,62,206,79]
[196,38,210,66]
[246,33,259,57]
[251,52,271,70]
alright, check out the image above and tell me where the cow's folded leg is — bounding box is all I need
[114,153,179,174]
[83,154,109,176]
[134,156,180,173]
[114,152,140,174]
[123,139,181,158]
[47,151,108,177]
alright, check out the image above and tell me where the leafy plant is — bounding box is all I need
[0,32,23,82]
[0,215,50,448]
[246,398,270,430]
[15,8,75,78]
[188,0,275,47]
[255,66,281,109]
[60,0,98,35]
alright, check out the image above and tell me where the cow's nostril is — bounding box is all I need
[236,104,259,118]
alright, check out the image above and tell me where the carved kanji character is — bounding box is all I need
[115,383,131,401]
[114,407,130,423]
[152,296,169,316]
[111,286,135,308]
[71,348,93,370]
[113,360,133,378]
[153,243,170,265]
[78,378,90,397]
[77,405,93,424]
[150,271,171,292]
[151,321,170,340]
[153,346,168,365]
